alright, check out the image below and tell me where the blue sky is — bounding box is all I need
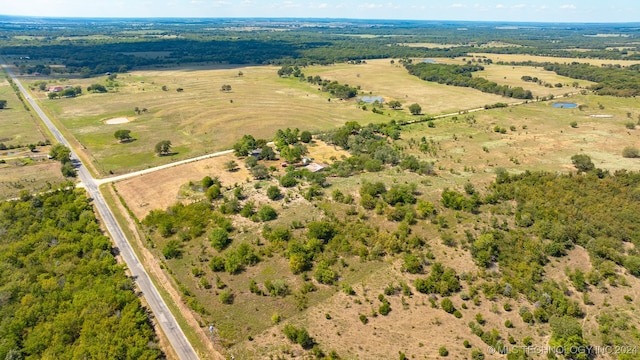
[2,0,639,22]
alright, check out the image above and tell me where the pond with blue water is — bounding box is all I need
[359,96,384,103]
[552,102,578,109]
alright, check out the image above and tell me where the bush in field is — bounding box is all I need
[283,324,315,349]
[162,240,182,259]
[622,146,639,158]
[257,205,277,221]
[210,228,231,251]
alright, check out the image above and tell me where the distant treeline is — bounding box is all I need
[2,18,640,76]
[405,62,533,99]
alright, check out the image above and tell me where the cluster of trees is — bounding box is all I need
[405,62,533,99]
[0,99,7,109]
[543,63,640,97]
[278,65,359,99]
[87,83,108,93]
[0,188,162,359]
[48,143,76,177]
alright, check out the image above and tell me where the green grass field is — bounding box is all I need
[0,77,48,147]
[25,65,386,175]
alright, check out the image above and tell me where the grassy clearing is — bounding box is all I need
[469,52,640,66]
[472,64,596,98]
[0,78,48,147]
[401,94,640,184]
[0,160,66,200]
[24,64,382,176]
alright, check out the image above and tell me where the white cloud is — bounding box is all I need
[496,4,506,9]
[450,3,467,8]
[560,4,577,9]
[511,4,526,9]
[359,3,383,9]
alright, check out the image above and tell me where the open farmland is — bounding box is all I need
[0,77,48,147]
[304,59,519,116]
[23,64,383,176]
[470,64,596,98]
[469,53,640,66]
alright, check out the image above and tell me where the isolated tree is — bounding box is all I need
[28,144,36,152]
[220,84,232,92]
[49,143,71,164]
[114,129,132,142]
[408,103,422,115]
[161,85,168,91]
[0,100,7,109]
[387,100,402,109]
[300,130,312,143]
[571,154,594,173]
[155,140,172,156]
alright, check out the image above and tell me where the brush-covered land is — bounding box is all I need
[2,17,640,360]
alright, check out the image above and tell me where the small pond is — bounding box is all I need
[422,59,437,64]
[359,96,384,103]
[552,102,578,109]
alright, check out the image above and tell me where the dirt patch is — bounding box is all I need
[115,153,251,219]
[105,117,130,125]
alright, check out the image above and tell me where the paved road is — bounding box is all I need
[1,62,200,360]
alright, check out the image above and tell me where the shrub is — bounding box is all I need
[379,301,391,315]
[505,319,513,328]
[209,228,231,251]
[257,205,277,221]
[571,154,594,172]
[625,121,636,129]
[471,349,485,360]
[266,185,281,200]
[359,314,368,324]
[441,298,455,314]
[315,261,337,285]
[570,121,578,128]
[439,346,449,356]
[162,240,182,259]
[209,256,225,272]
[283,324,314,349]
[622,146,640,158]
[218,290,234,304]
[403,254,423,274]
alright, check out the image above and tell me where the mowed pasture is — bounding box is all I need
[305,59,518,116]
[0,78,48,147]
[24,64,382,176]
[471,63,596,98]
[469,52,640,66]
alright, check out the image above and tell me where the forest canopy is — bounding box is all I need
[0,187,162,359]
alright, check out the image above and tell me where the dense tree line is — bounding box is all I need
[0,187,162,359]
[543,63,640,97]
[405,62,533,99]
